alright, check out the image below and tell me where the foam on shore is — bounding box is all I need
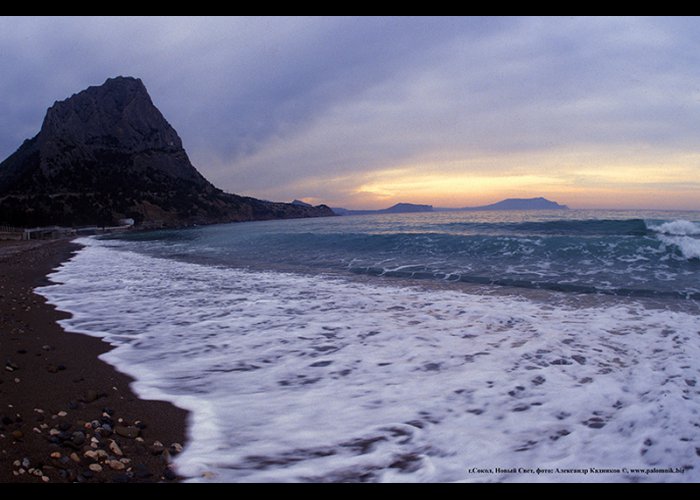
[39,237,700,482]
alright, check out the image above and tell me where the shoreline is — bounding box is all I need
[0,239,188,483]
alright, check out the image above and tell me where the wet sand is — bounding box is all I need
[0,239,188,482]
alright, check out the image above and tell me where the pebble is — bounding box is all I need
[132,464,153,479]
[107,459,125,471]
[109,440,123,456]
[57,411,67,417]
[83,450,98,460]
[88,463,103,473]
[69,452,81,463]
[115,425,140,439]
[149,440,164,455]
[83,390,99,403]
[71,431,85,445]
[96,427,112,438]
[11,430,23,440]
[170,442,183,454]
[41,476,50,482]
[50,452,62,459]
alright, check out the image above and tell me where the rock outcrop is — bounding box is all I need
[0,76,334,227]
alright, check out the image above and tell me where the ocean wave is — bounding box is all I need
[438,219,651,236]
[658,235,700,260]
[648,220,700,236]
[109,216,700,299]
[647,220,700,260]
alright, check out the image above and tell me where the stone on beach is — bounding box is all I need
[109,440,123,456]
[115,425,140,439]
[82,389,99,403]
[106,459,126,471]
[0,240,188,483]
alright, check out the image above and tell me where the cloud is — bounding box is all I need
[1,17,700,208]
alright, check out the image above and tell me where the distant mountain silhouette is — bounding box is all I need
[439,197,569,211]
[332,203,433,216]
[0,76,334,227]
[333,198,568,216]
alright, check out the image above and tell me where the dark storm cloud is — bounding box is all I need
[2,17,700,207]
[0,17,511,166]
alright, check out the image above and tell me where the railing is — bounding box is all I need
[0,225,24,233]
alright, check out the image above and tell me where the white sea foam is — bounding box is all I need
[38,238,700,482]
[646,220,700,260]
[650,220,700,236]
[658,235,700,260]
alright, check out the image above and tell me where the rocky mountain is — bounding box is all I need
[0,76,334,227]
[442,197,569,211]
[332,202,433,216]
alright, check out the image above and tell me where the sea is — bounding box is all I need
[37,209,700,482]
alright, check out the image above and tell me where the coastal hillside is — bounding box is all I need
[0,77,334,227]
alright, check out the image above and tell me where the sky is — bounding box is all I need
[1,16,700,210]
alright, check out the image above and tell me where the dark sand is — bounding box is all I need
[0,239,188,482]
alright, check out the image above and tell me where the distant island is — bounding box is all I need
[0,76,334,228]
[332,197,568,216]
[438,197,569,211]
[331,203,433,216]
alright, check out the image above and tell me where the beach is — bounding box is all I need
[4,211,699,482]
[0,239,187,483]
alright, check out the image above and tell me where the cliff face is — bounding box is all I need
[0,76,334,227]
